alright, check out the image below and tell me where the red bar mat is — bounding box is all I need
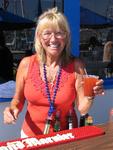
[0,126,105,150]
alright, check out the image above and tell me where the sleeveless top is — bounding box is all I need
[22,54,78,136]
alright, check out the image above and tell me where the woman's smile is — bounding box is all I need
[49,43,59,49]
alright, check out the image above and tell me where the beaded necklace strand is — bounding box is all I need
[43,63,62,117]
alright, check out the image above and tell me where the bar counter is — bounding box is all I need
[0,122,113,150]
[43,123,113,150]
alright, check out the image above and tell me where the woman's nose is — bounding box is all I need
[50,33,57,40]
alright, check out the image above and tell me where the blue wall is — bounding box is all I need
[64,0,80,56]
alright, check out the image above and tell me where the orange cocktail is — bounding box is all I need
[83,75,98,97]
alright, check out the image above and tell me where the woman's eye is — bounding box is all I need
[43,32,51,36]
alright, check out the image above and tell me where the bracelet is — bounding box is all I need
[80,113,89,118]
[79,113,89,127]
[87,96,94,101]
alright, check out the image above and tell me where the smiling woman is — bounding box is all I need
[3,7,104,139]
[35,8,71,65]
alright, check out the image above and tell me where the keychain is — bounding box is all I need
[43,116,52,134]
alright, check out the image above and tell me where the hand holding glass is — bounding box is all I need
[83,75,99,97]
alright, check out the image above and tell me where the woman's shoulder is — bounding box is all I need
[18,55,35,71]
[17,55,36,78]
[70,57,86,74]
[70,56,85,66]
[20,54,36,65]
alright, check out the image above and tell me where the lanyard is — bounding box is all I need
[43,63,62,117]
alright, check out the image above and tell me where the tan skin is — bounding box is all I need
[3,28,104,124]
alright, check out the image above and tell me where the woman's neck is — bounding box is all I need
[45,56,61,67]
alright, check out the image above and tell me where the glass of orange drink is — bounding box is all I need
[83,75,99,97]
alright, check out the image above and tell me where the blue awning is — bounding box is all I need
[0,8,35,30]
[80,6,113,29]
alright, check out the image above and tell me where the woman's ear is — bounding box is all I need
[36,31,40,39]
[36,31,42,44]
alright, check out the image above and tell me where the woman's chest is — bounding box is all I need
[24,62,76,106]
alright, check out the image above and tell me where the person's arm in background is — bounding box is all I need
[3,57,30,124]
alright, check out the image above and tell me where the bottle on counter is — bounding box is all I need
[79,113,89,127]
[54,110,60,132]
[67,109,73,130]
[85,115,93,126]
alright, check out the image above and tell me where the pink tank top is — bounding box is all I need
[22,54,78,136]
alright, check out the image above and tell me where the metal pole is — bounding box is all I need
[20,0,25,17]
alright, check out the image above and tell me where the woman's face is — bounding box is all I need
[38,27,66,58]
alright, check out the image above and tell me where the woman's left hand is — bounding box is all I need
[93,79,104,96]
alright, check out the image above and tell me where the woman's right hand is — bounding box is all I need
[3,106,19,124]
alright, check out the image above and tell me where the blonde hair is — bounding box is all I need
[34,7,71,65]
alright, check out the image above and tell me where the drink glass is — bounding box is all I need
[83,75,99,97]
